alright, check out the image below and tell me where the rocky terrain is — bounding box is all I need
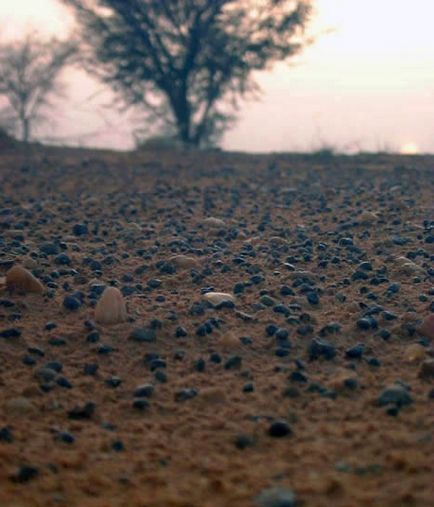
[0,143,433,507]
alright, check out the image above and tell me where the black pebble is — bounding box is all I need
[268,420,292,437]
[63,296,81,311]
[13,465,39,483]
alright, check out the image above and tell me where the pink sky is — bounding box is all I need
[1,0,434,153]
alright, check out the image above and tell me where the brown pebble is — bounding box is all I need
[418,359,434,380]
[403,344,426,363]
[6,265,44,294]
[418,315,434,340]
[169,255,200,270]
[95,287,127,325]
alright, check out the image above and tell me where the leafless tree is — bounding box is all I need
[64,0,312,148]
[0,35,76,142]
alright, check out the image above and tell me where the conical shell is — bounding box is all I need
[95,287,127,325]
[6,265,44,294]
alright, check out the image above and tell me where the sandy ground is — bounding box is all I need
[0,144,433,507]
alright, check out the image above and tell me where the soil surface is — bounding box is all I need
[0,145,433,507]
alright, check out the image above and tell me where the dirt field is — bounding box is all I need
[0,144,433,507]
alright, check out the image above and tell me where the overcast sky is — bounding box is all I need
[1,0,434,153]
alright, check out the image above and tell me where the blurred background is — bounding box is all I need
[0,0,433,154]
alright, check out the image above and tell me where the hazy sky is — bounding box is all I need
[1,0,434,153]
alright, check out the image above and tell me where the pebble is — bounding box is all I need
[56,431,75,444]
[134,384,154,397]
[0,426,13,443]
[72,223,88,236]
[224,355,242,370]
[0,328,21,338]
[84,363,99,375]
[95,287,127,325]
[6,265,44,294]
[12,465,39,483]
[418,314,434,340]
[34,367,57,383]
[234,434,255,450]
[63,295,81,311]
[254,487,297,507]
[268,420,292,437]
[418,359,434,380]
[345,343,365,359]
[203,292,236,307]
[175,388,198,402]
[129,327,156,342]
[203,217,226,228]
[168,255,200,269]
[308,338,336,360]
[132,399,150,410]
[403,343,426,363]
[377,385,413,407]
[68,402,96,420]
[5,397,35,416]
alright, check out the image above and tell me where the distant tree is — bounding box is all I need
[0,35,76,142]
[64,0,312,148]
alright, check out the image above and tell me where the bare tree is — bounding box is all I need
[0,35,76,142]
[64,0,312,148]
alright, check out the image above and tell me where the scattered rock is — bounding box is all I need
[377,385,413,407]
[5,265,44,294]
[129,327,156,343]
[268,420,292,438]
[203,292,236,307]
[169,255,200,269]
[417,315,434,340]
[403,343,426,363]
[5,397,36,416]
[418,359,434,380]
[254,487,296,507]
[203,217,226,228]
[95,287,127,325]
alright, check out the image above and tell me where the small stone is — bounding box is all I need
[203,292,236,307]
[34,367,57,383]
[95,287,127,325]
[168,255,200,269]
[234,434,255,450]
[129,327,156,342]
[6,265,44,294]
[12,465,39,483]
[254,487,296,507]
[105,376,122,388]
[377,385,413,407]
[418,359,434,380]
[68,402,96,420]
[132,398,150,410]
[0,328,21,338]
[308,338,336,360]
[418,314,434,340]
[5,397,36,416]
[72,223,88,236]
[134,384,154,397]
[403,343,426,363]
[345,343,364,359]
[63,296,81,311]
[224,355,242,370]
[203,217,226,228]
[84,363,99,375]
[268,420,292,438]
[175,388,198,402]
[0,427,13,443]
[359,211,378,225]
[56,431,75,444]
